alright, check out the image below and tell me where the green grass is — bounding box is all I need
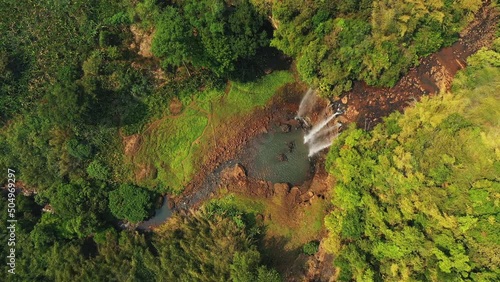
[217,71,293,117]
[195,89,225,112]
[209,193,266,214]
[130,71,294,193]
[134,107,208,193]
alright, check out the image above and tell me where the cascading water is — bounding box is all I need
[297,88,316,118]
[303,112,341,144]
[308,122,341,140]
[297,89,343,157]
[308,132,341,157]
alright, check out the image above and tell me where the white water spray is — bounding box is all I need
[296,88,345,157]
[297,88,315,118]
[303,112,342,144]
[309,122,341,140]
[307,133,340,157]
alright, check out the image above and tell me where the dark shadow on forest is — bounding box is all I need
[258,234,306,277]
[229,47,293,83]
[85,90,149,131]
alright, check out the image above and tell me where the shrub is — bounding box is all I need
[303,241,320,255]
[67,139,91,160]
[108,184,153,223]
[86,160,110,180]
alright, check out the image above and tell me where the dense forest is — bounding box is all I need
[269,0,483,94]
[1,0,499,281]
[325,45,500,280]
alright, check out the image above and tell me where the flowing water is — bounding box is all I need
[297,89,343,156]
[307,132,341,157]
[303,113,341,143]
[297,88,316,118]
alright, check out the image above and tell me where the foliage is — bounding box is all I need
[108,184,153,223]
[152,0,268,76]
[324,46,500,281]
[151,6,194,67]
[270,0,482,95]
[303,241,320,256]
[86,160,110,181]
[1,0,286,280]
[150,207,273,281]
[2,0,492,280]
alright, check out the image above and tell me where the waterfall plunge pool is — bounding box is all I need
[240,127,313,185]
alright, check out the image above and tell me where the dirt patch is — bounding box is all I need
[342,2,499,130]
[135,163,157,182]
[130,25,154,58]
[169,97,183,115]
[123,134,142,157]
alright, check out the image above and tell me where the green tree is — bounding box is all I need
[270,0,481,95]
[86,160,110,180]
[151,6,194,67]
[108,184,153,223]
[152,0,268,76]
[303,241,320,255]
[151,207,278,281]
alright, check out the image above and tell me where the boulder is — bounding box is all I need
[287,187,301,203]
[277,153,288,162]
[232,163,246,179]
[273,183,290,196]
[280,124,291,133]
[221,163,247,183]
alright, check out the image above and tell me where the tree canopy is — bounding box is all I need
[108,184,153,223]
[152,0,268,76]
[270,0,482,95]
[324,45,500,281]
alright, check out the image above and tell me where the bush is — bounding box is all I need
[66,139,91,160]
[108,184,153,223]
[86,160,110,180]
[303,241,320,255]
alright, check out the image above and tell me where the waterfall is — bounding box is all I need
[297,89,344,157]
[303,112,342,144]
[307,132,341,157]
[297,88,316,118]
[308,122,341,140]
